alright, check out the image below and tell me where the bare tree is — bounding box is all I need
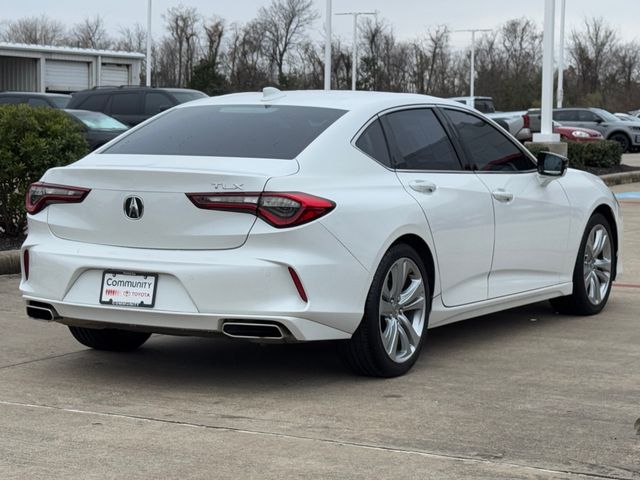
[67,15,111,49]
[202,17,225,65]
[257,0,318,85]
[1,15,65,45]
[163,5,201,87]
[227,21,270,91]
[114,23,147,53]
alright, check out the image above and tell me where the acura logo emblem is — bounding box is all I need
[124,196,144,220]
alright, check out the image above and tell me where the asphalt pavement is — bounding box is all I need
[0,184,638,479]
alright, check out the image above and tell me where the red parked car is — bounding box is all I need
[553,121,603,142]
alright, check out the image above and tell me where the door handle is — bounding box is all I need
[492,189,514,202]
[409,180,437,194]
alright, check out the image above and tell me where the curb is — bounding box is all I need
[600,170,640,186]
[0,250,21,276]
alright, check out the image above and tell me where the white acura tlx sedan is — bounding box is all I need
[20,89,622,377]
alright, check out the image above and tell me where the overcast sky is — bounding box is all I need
[3,0,636,49]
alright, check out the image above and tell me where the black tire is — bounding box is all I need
[69,326,151,352]
[340,244,431,377]
[608,133,630,153]
[550,213,614,315]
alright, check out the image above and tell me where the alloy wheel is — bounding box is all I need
[583,224,612,305]
[379,258,427,363]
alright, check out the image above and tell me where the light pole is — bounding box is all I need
[146,0,152,86]
[557,0,566,108]
[454,28,492,98]
[336,11,376,91]
[324,0,332,90]
[533,0,560,142]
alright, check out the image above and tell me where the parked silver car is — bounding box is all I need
[551,108,640,152]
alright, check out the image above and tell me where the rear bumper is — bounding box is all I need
[20,220,370,341]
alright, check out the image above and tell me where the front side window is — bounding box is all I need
[27,98,50,107]
[355,119,391,167]
[578,110,600,122]
[445,109,535,172]
[104,105,346,159]
[382,108,462,171]
[78,94,108,111]
[110,93,140,115]
[145,92,173,115]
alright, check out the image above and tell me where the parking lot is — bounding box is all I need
[0,183,638,480]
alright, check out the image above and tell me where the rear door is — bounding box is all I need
[442,107,572,298]
[380,107,495,307]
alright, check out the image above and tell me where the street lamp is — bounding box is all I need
[557,0,566,108]
[533,0,560,142]
[454,28,492,98]
[146,0,152,86]
[324,0,332,90]
[335,11,376,91]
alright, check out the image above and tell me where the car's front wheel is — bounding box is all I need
[69,326,151,351]
[341,244,430,377]
[551,213,614,315]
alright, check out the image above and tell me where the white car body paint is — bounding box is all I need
[20,91,622,341]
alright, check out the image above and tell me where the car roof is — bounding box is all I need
[177,90,470,116]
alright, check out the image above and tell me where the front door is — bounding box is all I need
[442,108,572,298]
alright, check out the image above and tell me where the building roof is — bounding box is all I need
[0,42,145,59]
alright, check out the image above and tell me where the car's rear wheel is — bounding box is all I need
[551,213,614,315]
[609,133,630,153]
[69,326,151,351]
[341,244,430,377]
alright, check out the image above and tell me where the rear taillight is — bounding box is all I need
[26,182,91,215]
[522,114,530,129]
[186,192,335,228]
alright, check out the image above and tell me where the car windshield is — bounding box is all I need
[594,109,620,123]
[50,96,70,108]
[170,91,208,104]
[103,104,346,159]
[68,110,128,130]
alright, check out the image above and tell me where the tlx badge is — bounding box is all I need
[212,183,244,190]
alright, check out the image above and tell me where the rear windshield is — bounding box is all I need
[68,110,128,130]
[103,105,346,159]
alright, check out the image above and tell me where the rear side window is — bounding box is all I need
[553,110,576,122]
[445,109,535,172]
[103,105,346,159]
[355,119,391,167]
[78,94,108,111]
[0,96,23,104]
[110,93,140,115]
[382,109,462,171]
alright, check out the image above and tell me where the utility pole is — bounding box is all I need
[324,0,332,90]
[557,0,566,108]
[533,0,560,142]
[146,0,152,86]
[336,11,376,91]
[454,28,492,98]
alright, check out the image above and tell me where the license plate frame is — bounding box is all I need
[100,270,158,308]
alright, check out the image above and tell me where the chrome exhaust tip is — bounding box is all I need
[222,322,285,340]
[26,301,59,321]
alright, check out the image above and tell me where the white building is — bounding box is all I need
[0,42,144,93]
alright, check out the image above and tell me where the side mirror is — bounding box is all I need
[537,151,568,177]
